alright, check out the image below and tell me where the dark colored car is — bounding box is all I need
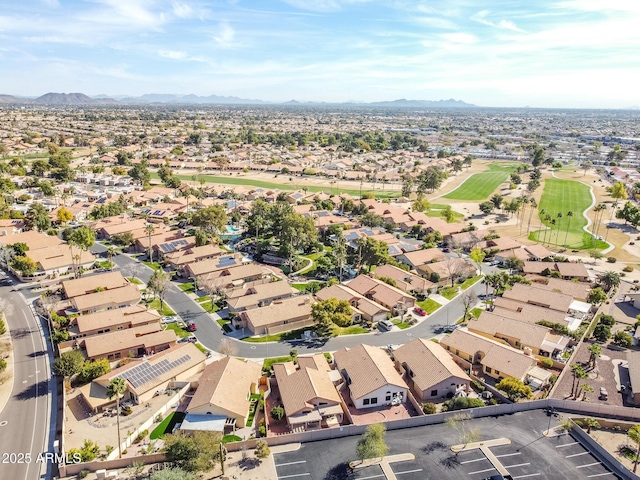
[443,248,451,253]
[186,321,197,332]
[413,306,427,316]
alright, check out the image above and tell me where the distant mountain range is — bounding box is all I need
[0,92,477,108]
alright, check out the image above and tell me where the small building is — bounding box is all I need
[627,351,640,404]
[82,325,177,361]
[226,281,297,313]
[235,295,314,335]
[315,284,389,324]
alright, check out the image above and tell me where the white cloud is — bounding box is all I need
[171,1,193,18]
[213,23,235,47]
[441,32,476,44]
[40,0,60,7]
[471,10,524,32]
[281,0,371,13]
[159,49,187,60]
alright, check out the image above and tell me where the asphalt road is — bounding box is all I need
[0,276,56,480]
[273,410,620,480]
[93,243,489,358]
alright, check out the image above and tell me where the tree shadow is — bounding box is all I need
[11,328,35,340]
[13,379,49,401]
[440,454,461,469]
[324,462,354,480]
[28,350,47,358]
[421,441,447,454]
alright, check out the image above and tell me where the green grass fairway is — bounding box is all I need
[529,178,606,250]
[443,163,518,201]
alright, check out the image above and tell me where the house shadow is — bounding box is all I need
[13,379,49,401]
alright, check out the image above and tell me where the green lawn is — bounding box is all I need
[292,281,325,292]
[126,277,143,285]
[164,323,190,338]
[470,307,483,319]
[443,163,518,201]
[263,356,294,372]
[141,261,163,271]
[392,319,412,330]
[150,172,400,198]
[439,286,459,300]
[460,276,482,290]
[150,411,186,439]
[194,343,208,354]
[222,434,242,444]
[425,203,464,222]
[195,296,211,303]
[147,298,175,316]
[334,325,368,335]
[199,301,219,313]
[529,178,608,250]
[246,394,261,427]
[178,282,195,293]
[417,298,442,314]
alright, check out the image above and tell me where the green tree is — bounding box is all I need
[78,358,111,384]
[496,377,533,401]
[479,201,494,215]
[356,424,389,463]
[441,205,455,223]
[107,378,127,458]
[56,206,73,225]
[312,298,353,336]
[10,255,37,277]
[194,229,208,247]
[164,431,221,473]
[53,350,85,386]
[611,181,628,202]
[128,159,151,186]
[586,287,607,305]
[490,194,503,210]
[588,343,601,368]
[412,196,431,213]
[613,331,633,348]
[356,236,390,272]
[442,396,485,411]
[401,174,413,198]
[24,202,51,232]
[628,424,640,473]
[68,225,96,278]
[278,212,318,270]
[593,324,611,343]
[254,439,271,459]
[597,270,620,292]
[504,256,524,273]
[582,417,600,434]
[469,247,486,274]
[191,205,228,237]
[270,405,285,421]
[148,269,171,314]
[150,468,197,480]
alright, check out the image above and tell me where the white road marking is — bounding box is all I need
[566,451,590,458]
[25,307,39,480]
[276,461,307,467]
[513,474,542,479]
[577,462,602,469]
[468,467,496,475]
[496,452,521,458]
[587,473,615,478]
[504,463,531,468]
[356,475,384,480]
[461,457,488,464]
[395,469,423,475]
[279,474,311,479]
[556,442,579,448]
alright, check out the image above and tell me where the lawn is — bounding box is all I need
[199,301,219,313]
[195,296,211,303]
[178,282,195,293]
[460,276,482,290]
[439,286,461,300]
[150,411,186,439]
[164,323,190,338]
[245,394,261,427]
[222,434,242,444]
[425,203,464,222]
[416,298,442,314]
[470,307,483,319]
[147,298,175,316]
[292,281,325,292]
[126,277,143,285]
[443,163,518,201]
[334,325,368,335]
[150,172,400,198]
[141,261,163,271]
[263,356,294,372]
[392,319,412,330]
[194,343,208,354]
[529,178,608,250]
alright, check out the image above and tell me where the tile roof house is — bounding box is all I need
[334,344,408,409]
[69,305,161,339]
[183,253,247,278]
[491,297,571,329]
[236,295,315,335]
[80,343,205,412]
[163,244,226,270]
[373,264,434,295]
[393,338,470,402]
[528,276,591,302]
[523,244,553,261]
[396,248,446,269]
[346,275,415,315]
[501,283,573,313]
[226,280,297,313]
[440,329,538,382]
[315,284,389,323]
[187,357,262,428]
[81,325,177,361]
[26,244,96,279]
[198,263,267,291]
[62,271,130,299]
[273,354,344,430]
[418,258,477,285]
[71,283,142,314]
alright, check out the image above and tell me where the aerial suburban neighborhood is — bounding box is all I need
[0,101,640,480]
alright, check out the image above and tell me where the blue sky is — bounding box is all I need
[1,0,639,108]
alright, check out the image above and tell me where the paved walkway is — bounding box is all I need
[430,293,450,305]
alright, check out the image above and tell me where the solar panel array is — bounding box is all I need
[159,239,189,253]
[118,354,192,388]
[151,210,167,216]
[316,211,329,217]
[398,243,421,252]
[216,256,239,268]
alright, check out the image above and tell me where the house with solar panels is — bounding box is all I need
[79,343,206,413]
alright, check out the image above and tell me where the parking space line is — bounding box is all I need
[495,452,521,458]
[566,451,590,458]
[577,462,602,469]
[503,463,531,468]
[357,474,384,480]
[468,467,496,475]
[587,473,615,478]
[556,442,579,448]
[461,457,488,464]
[277,461,307,467]
[395,469,423,475]
[512,474,541,479]
[279,474,311,479]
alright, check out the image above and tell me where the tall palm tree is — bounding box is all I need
[598,270,621,293]
[588,343,601,368]
[106,378,127,458]
[564,211,573,246]
[542,214,552,244]
[555,213,563,245]
[519,196,529,235]
[106,247,116,271]
[527,198,537,234]
[538,208,546,242]
[145,224,155,262]
[592,203,607,246]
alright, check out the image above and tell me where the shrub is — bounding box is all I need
[323,352,333,363]
[593,324,612,342]
[155,414,163,423]
[607,257,617,263]
[134,430,148,444]
[422,403,437,414]
[78,470,90,479]
[0,358,6,373]
[613,331,633,348]
[441,396,485,412]
[540,358,554,369]
[270,405,285,421]
[549,374,558,385]
[623,265,634,272]
[121,406,133,416]
[0,317,6,335]
[599,314,616,326]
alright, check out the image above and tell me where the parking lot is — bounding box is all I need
[273,410,622,480]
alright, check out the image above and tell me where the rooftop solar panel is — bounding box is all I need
[118,355,192,389]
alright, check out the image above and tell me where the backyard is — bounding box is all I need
[443,163,518,201]
[529,177,608,249]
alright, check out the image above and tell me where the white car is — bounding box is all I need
[378,320,394,331]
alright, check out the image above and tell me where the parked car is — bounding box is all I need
[413,306,427,317]
[443,248,451,253]
[186,320,197,332]
[161,315,179,324]
[378,320,394,331]
[599,387,608,400]
[443,324,460,333]
[177,335,197,344]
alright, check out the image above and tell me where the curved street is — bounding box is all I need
[97,244,488,358]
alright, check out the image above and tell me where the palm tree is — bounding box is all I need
[554,213,563,244]
[570,364,587,398]
[564,211,573,246]
[519,196,529,235]
[588,343,601,368]
[592,203,607,246]
[106,247,116,271]
[527,198,537,234]
[628,424,640,473]
[543,215,553,244]
[598,270,621,293]
[106,378,127,458]
[538,208,546,239]
[581,385,595,403]
[145,224,155,262]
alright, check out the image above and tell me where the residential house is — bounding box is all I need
[79,343,205,412]
[419,258,477,285]
[346,275,415,315]
[373,264,434,296]
[315,284,389,324]
[440,329,538,382]
[81,324,177,361]
[93,217,149,240]
[627,351,640,404]
[235,295,314,335]
[187,357,262,429]
[333,344,408,409]
[71,284,142,314]
[396,248,446,270]
[226,281,297,313]
[25,244,95,280]
[69,305,161,339]
[163,244,226,271]
[62,271,130,299]
[273,354,344,430]
[491,297,573,330]
[446,230,488,251]
[198,263,267,291]
[393,338,470,402]
[528,277,591,302]
[183,253,246,278]
[523,244,553,261]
